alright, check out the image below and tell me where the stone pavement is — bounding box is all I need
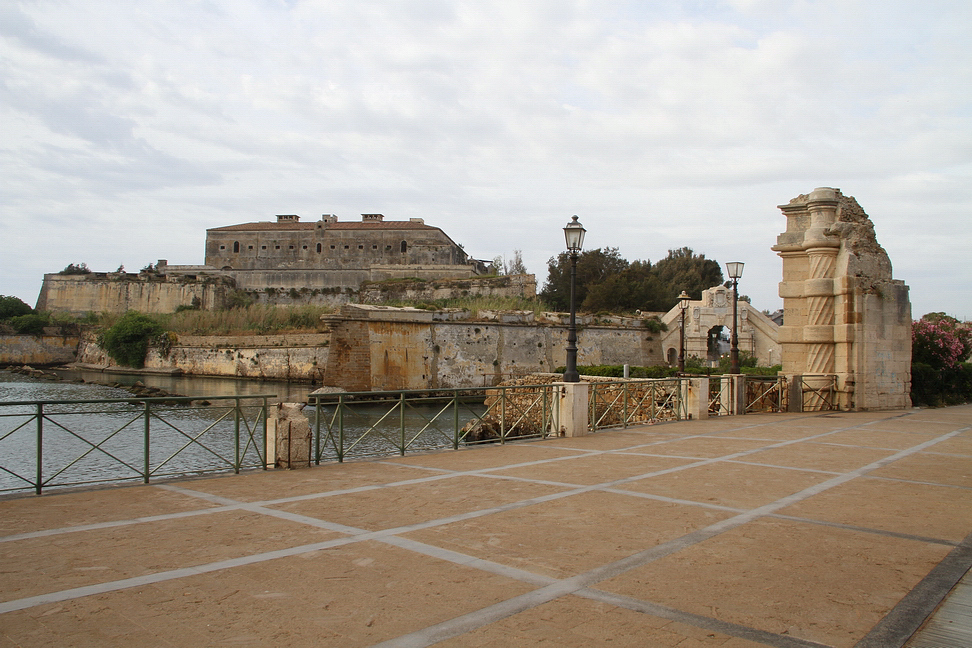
[1,405,971,647]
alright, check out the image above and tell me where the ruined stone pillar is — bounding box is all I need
[774,188,911,410]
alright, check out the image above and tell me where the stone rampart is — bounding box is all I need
[36,273,234,315]
[322,304,663,390]
[0,334,80,366]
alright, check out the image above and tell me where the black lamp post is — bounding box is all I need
[677,290,691,372]
[563,216,586,383]
[726,261,744,374]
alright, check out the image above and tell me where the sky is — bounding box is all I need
[2,0,970,320]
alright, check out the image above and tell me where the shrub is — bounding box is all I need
[98,311,165,368]
[912,318,972,370]
[58,263,92,275]
[8,313,50,336]
[0,295,33,320]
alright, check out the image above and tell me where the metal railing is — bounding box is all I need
[0,395,272,495]
[308,383,556,463]
[707,376,729,416]
[745,376,789,413]
[801,375,839,411]
[589,378,687,431]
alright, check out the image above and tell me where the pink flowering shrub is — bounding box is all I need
[912,315,972,370]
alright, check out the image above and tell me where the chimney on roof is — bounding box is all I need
[276,214,300,223]
[320,214,338,223]
[361,214,384,222]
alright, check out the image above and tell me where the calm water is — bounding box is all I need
[0,371,486,494]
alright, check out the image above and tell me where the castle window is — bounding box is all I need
[400,241,408,253]
[233,241,240,253]
[302,245,307,250]
[317,243,322,253]
[330,245,335,250]
[248,246,253,250]
[358,245,363,250]
[344,245,349,249]
[261,245,267,250]
[385,245,391,251]
[275,246,280,250]
[289,245,294,249]
[372,245,378,250]
[219,245,225,250]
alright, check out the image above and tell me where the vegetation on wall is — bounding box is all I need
[58,263,92,275]
[97,311,165,368]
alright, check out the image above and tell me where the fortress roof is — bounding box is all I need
[207,220,437,233]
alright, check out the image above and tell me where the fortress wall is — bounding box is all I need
[0,335,79,366]
[323,309,663,390]
[73,317,661,390]
[36,275,229,315]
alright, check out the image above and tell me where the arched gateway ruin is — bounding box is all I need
[773,187,912,410]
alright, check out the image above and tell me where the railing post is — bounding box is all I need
[500,387,507,444]
[234,400,241,473]
[622,381,629,428]
[314,398,321,464]
[35,403,43,495]
[337,396,345,462]
[262,397,269,470]
[143,401,151,483]
[452,390,460,450]
[399,393,406,456]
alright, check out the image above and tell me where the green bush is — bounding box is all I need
[0,295,33,320]
[8,313,50,336]
[98,311,165,368]
[911,362,972,407]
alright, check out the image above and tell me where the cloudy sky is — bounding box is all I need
[2,0,970,319]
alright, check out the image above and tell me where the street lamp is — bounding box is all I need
[563,216,586,382]
[726,261,745,374]
[677,290,691,372]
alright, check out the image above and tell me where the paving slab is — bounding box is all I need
[1,404,971,647]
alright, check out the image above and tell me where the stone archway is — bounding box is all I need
[661,285,781,369]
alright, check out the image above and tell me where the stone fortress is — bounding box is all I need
[202,213,488,290]
[36,213,525,315]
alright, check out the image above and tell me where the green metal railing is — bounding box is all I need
[588,378,687,431]
[0,395,272,494]
[308,383,557,462]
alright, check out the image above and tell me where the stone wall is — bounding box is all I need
[36,273,234,316]
[321,304,663,390]
[37,270,536,315]
[68,306,663,390]
[0,334,79,366]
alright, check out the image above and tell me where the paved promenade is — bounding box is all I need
[2,405,971,647]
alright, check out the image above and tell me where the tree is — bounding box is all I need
[651,248,724,309]
[0,295,33,320]
[540,247,628,311]
[540,246,724,314]
[506,250,528,276]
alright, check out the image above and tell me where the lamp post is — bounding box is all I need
[677,290,691,372]
[562,216,586,382]
[725,261,744,374]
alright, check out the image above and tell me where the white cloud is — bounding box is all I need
[0,0,970,321]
